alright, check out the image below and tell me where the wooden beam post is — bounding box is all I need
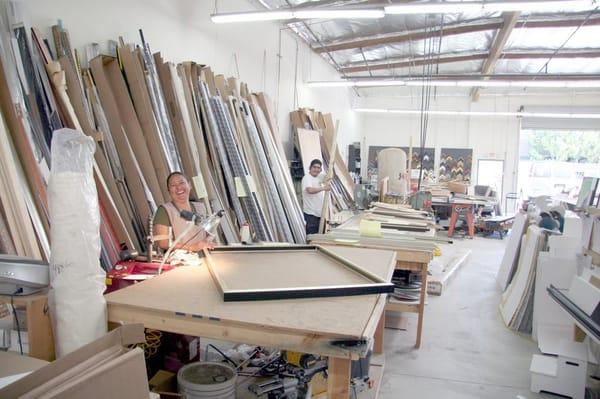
[472,12,520,101]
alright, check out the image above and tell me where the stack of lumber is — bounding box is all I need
[290,108,355,215]
[308,210,445,253]
[0,8,305,268]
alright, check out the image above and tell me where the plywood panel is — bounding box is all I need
[296,128,322,174]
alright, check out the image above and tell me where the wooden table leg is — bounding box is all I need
[466,208,475,239]
[327,356,351,399]
[27,296,55,361]
[373,310,385,354]
[448,205,458,237]
[415,262,428,349]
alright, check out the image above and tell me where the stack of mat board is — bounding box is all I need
[500,225,547,333]
[0,6,307,269]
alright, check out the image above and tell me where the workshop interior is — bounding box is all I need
[0,0,599,398]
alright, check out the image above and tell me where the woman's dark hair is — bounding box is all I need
[166,171,187,188]
[309,159,322,168]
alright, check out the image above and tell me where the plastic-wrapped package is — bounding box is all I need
[48,128,107,357]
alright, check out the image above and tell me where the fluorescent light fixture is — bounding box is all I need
[294,9,385,19]
[211,10,293,23]
[353,108,600,119]
[355,80,406,87]
[211,7,384,23]
[307,79,600,88]
[385,2,482,14]
[306,81,357,87]
[211,0,594,23]
[384,0,592,14]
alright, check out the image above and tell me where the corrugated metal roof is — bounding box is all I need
[256,0,600,94]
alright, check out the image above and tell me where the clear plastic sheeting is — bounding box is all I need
[48,128,107,358]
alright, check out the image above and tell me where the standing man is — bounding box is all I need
[302,159,330,235]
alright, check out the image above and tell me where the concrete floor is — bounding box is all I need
[379,235,551,399]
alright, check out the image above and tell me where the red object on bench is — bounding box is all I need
[105,261,175,293]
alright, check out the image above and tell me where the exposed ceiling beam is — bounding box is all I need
[339,48,600,73]
[314,20,502,53]
[312,15,600,54]
[472,12,520,101]
[342,53,487,73]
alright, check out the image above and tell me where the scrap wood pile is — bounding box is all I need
[290,108,355,217]
[0,6,305,269]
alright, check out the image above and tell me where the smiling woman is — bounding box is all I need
[153,172,213,252]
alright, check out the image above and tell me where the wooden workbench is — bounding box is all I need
[105,245,396,399]
[309,238,432,349]
[0,291,54,361]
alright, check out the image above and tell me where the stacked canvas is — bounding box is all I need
[0,6,306,269]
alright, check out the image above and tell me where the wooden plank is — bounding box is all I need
[296,128,322,173]
[118,43,170,201]
[0,203,17,255]
[83,71,141,251]
[319,120,339,233]
[108,305,356,359]
[0,113,42,258]
[59,57,136,249]
[0,291,54,361]
[153,54,195,180]
[385,301,420,313]
[327,357,351,399]
[373,311,385,354]
[90,56,152,233]
[104,54,164,205]
[178,63,215,212]
[322,113,355,199]
[472,12,520,101]
[0,57,50,239]
[428,248,471,296]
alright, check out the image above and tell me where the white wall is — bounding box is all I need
[20,0,359,160]
[356,92,600,200]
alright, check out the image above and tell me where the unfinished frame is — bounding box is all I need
[203,245,394,302]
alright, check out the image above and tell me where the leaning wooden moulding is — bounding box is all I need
[203,245,395,302]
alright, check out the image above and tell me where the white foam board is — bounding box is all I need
[496,212,528,291]
[533,253,577,339]
[568,276,600,316]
